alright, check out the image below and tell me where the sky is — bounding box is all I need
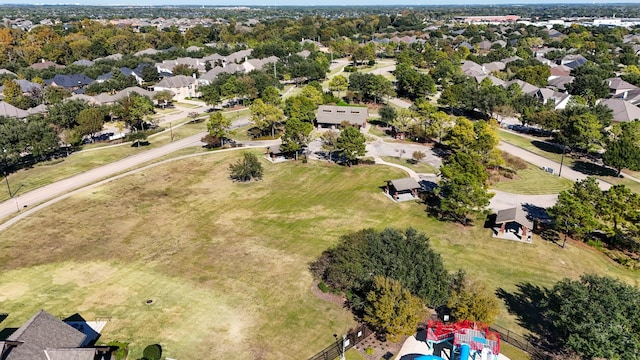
[3,0,640,6]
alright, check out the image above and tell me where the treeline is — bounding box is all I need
[311,228,500,341]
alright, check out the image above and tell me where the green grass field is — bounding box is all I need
[492,164,574,195]
[1,153,637,359]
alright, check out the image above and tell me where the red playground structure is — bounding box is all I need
[425,320,500,360]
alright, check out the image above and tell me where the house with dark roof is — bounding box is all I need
[315,105,368,128]
[46,74,94,90]
[0,310,110,360]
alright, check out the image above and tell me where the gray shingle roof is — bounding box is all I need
[390,177,421,192]
[495,207,534,229]
[0,101,29,118]
[316,105,368,126]
[44,348,96,360]
[155,75,196,89]
[598,98,640,123]
[4,310,86,360]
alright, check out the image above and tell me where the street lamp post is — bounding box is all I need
[4,171,20,211]
[558,144,566,177]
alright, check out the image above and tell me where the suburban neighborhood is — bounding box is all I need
[0,3,640,360]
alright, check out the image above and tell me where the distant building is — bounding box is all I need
[456,15,520,24]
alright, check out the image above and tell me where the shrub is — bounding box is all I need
[142,344,162,360]
[107,341,128,360]
[318,281,330,293]
[229,152,264,182]
[344,66,356,72]
[365,347,375,355]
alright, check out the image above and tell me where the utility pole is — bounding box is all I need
[558,144,566,177]
[169,122,174,142]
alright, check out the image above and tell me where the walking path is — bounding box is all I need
[0,144,271,232]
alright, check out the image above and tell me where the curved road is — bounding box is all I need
[0,132,208,222]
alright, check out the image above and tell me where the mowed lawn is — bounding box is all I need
[0,152,638,359]
[492,164,574,195]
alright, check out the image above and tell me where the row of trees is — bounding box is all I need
[548,177,640,261]
[311,228,500,341]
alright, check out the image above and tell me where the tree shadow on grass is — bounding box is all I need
[571,160,618,177]
[496,283,553,342]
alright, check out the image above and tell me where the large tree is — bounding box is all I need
[603,121,640,176]
[364,276,427,342]
[336,126,366,165]
[311,228,450,308]
[436,152,493,224]
[280,117,313,156]
[543,274,640,360]
[206,111,233,146]
[328,75,348,99]
[447,271,500,324]
[249,99,284,139]
[76,107,105,140]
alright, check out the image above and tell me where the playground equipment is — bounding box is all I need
[425,320,500,360]
[415,356,445,360]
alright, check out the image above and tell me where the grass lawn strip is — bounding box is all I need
[499,130,640,193]
[491,164,573,195]
[0,121,207,202]
[1,154,637,359]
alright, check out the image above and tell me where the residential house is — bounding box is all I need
[560,54,587,69]
[605,77,639,96]
[94,53,123,62]
[549,65,572,78]
[0,310,110,360]
[153,75,198,100]
[0,101,30,118]
[46,74,94,91]
[597,98,640,123]
[0,79,43,96]
[504,79,540,96]
[474,75,506,86]
[315,105,368,128]
[613,88,640,106]
[535,88,572,110]
[29,60,65,70]
[0,69,17,77]
[482,61,506,73]
[134,48,161,57]
[72,59,95,67]
[547,76,574,92]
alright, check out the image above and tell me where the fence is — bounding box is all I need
[308,324,374,360]
[489,324,551,358]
